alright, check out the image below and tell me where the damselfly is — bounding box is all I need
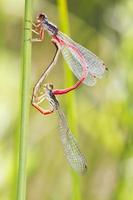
[39,83,87,174]
[31,13,107,113]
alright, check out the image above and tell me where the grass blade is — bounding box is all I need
[16,1,32,200]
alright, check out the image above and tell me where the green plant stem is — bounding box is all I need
[16,1,32,200]
[57,1,81,200]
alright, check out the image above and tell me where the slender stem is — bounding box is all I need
[16,0,32,200]
[57,1,81,200]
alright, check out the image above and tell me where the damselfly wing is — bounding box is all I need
[57,106,87,174]
[55,31,106,86]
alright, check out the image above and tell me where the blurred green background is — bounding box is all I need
[0,0,133,200]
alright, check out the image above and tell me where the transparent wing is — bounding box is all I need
[61,46,96,86]
[57,31,106,86]
[56,106,87,174]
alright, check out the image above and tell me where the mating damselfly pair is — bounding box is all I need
[31,13,107,174]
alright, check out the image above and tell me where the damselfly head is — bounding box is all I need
[47,83,54,91]
[44,83,53,91]
[44,83,59,109]
[37,13,48,22]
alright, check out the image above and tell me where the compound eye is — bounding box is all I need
[48,83,54,90]
[38,13,47,21]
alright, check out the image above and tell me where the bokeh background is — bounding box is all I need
[0,0,133,200]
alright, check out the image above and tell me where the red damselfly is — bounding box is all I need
[31,13,107,114]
